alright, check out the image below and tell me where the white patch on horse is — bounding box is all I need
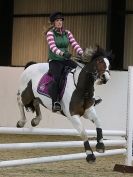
[104,57,111,81]
[83,106,101,128]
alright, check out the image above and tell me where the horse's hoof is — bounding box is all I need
[16,121,25,128]
[86,154,96,163]
[31,118,40,127]
[96,142,105,153]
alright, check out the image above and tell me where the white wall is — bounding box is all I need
[0,67,128,131]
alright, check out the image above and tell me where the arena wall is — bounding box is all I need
[0,66,128,131]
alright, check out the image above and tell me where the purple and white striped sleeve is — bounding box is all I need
[46,31,62,56]
[67,30,83,55]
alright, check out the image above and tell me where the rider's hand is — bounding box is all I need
[63,51,72,60]
[78,51,83,56]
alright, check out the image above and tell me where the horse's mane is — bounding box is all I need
[79,46,113,64]
[91,46,113,61]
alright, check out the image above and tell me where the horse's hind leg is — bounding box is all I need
[83,106,105,153]
[16,92,27,128]
[68,115,96,163]
[31,99,42,127]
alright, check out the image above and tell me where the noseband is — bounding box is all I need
[84,66,110,81]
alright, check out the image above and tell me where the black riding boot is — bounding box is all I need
[52,101,61,112]
[48,81,61,112]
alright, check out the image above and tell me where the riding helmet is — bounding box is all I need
[49,12,64,22]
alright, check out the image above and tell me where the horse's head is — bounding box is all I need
[90,46,112,85]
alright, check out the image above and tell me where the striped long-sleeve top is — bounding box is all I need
[46,28,83,61]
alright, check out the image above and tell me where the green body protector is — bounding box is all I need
[48,29,69,61]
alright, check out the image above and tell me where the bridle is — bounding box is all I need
[71,57,110,88]
[95,57,110,78]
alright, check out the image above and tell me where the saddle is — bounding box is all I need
[37,66,72,100]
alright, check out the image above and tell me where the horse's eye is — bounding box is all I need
[98,59,103,63]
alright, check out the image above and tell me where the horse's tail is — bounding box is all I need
[24,61,37,70]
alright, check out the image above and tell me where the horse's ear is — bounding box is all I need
[96,45,100,51]
[95,45,106,54]
[93,44,100,52]
[107,50,115,62]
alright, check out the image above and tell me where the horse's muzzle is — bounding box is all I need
[101,72,110,84]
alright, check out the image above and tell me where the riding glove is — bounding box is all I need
[63,51,72,60]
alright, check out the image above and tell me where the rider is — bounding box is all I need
[46,12,83,112]
[46,12,102,112]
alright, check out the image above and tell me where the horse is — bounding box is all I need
[16,46,112,163]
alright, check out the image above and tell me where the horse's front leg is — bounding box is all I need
[83,106,105,153]
[31,99,42,127]
[16,92,27,128]
[68,115,96,163]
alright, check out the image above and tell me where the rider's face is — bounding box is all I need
[54,19,63,29]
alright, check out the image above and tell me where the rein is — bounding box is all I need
[70,65,98,88]
[70,57,85,88]
[70,66,97,101]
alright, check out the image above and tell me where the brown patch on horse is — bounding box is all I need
[69,58,97,116]
[21,80,47,112]
[21,80,35,112]
[69,89,95,116]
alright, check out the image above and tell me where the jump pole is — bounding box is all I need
[126,66,133,166]
[114,66,133,173]
[0,149,126,168]
[0,140,126,151]
[0,127,126,136]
